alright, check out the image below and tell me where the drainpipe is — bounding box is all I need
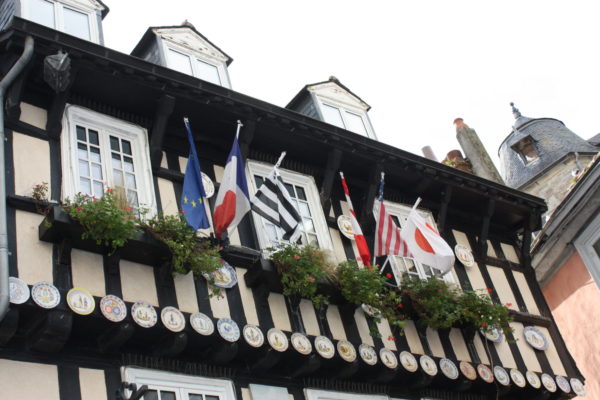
[0,35,34,322]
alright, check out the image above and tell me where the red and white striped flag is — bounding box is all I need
[373,173,411,258]
[339,172,372,268]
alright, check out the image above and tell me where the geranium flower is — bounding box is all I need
[308,276,315,282]
[293,254,300,260]
[386,273,392,279]
[481,322,487,327]
[487,288,493,293]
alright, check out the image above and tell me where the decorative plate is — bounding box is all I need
[541,373,557,392]
[201,172,215,198]
[510,369,526,388]
[459,361,477,381]
[31,281,60,309]
[358,344,377,366]
[243,324,264,348]
[267,328,288,352]
[131,301,158,328]
[361,304,381,318]
[337,215,354,240]
[314,336,335,359]
[202,261,237,289]
[477,364,494,383]
[291,332,312,355]
[420,355,438,376]
[455,244,475,267]
[379,348,398,369]
[9,277,29,304]
[526,371,541,389]
[100,295,127,322]
[337,340,357,363]
[570,378,586,397]
[66,288,95,315]
[480,327,504,343]
[400,351,418,373]
[440,358,459,380]
[217,318,240,342]
[494,366,510,386]
[161,306,186,332]
[523,326,548,351]
[190,312,214,336]
[555,375,571,393]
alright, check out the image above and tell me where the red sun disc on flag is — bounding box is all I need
[414,223,438,254]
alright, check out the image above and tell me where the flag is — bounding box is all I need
[181,118,210,230]
[403,202,455,274]
[373,174,411,258]
[251,155,302,242]
[339,172,372,268]
[213,126,251,239]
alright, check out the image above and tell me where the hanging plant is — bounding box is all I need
[457,288,514,339]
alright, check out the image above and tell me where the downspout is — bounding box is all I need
[0,35,34,322]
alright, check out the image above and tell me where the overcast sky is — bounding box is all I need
[103,1,600,171]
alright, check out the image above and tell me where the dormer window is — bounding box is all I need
[512,136,539,164]
[320,103,369,136]
[167,48,223,86]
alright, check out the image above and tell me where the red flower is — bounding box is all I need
[487,288,493,293]
[106,188,113,193]
[308,276,315,282]
[437,289,443,293]
[505,302,512,307]
[481,322,487,327]
[293,254,300,260]
[397,303,404,308]
[181,210,186,214]
[386,273,392,279]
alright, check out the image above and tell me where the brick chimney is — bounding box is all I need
[454,118,504,184]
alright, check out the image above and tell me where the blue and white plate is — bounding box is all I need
[131,301,158,328]
[523,326,548,351]
[31,281,60,309]
[190,312,214,336]
[9,277,30,304]
[217,318,240,342]
[202,262,237,289]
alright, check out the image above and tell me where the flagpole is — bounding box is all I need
[235,120,243,139]
[274,151,286,169]
[411,197,422,213]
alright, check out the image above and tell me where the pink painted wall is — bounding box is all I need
[543,252,600,398]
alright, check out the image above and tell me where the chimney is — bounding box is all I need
[454,118,504,184]
[421,146,438,161]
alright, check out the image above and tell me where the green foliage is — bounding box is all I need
[269,243,333,308]
[32,182,49,202]
[457,289,513,338]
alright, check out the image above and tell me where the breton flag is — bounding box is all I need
[373,173,411,258]
[251,152,302,243]
[339,172,372,268]
[181,118,210,230]
[403,199,455,274]
[213,121,251,239]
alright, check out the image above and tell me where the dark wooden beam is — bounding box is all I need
[238,119,256,160]
[45,63,79,140]
[477,199,495,258]
[360,163,384,231]
[521,209,538,267]
[437,185,453,234]
[319,148,342,216]
[149,94,175,170]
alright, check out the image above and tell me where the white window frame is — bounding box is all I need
[305,388,388,400]
[162,41,232,88]
[574,212,600,289]
[246,160,334,252]
[121,367,236,400]
[21,0,101,43]
[60,105,157,213]
[315,96,377,140]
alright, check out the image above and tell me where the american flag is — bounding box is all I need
[339,172,372,268]
[373,173,411,258]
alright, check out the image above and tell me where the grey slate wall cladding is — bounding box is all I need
[499,117,598,189]
[0,0,16,33]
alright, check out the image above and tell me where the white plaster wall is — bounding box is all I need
[537,326,567,376]
[19,102,47,129]
[326,305,347,341]
[486,266,519,311]
[493,334,517,369]
[452,230,487,291]
[209,288,230,319]
[79,368,107,400]
[473,335,490,364]
[329,227,347,264]
[236,268,259,326]
[426,327,445,358]
[403,320,424,354]
[13,132,51,196]
[500,243,520,264]
[71,249,105,297]
[299,299,320,336]
[16,211,53,284]
[510,322,542,372]
[0,359,60,399]
[157,178,179,216]
[448,328,471,362]
[172,271,199,314]
[354,307,374,346]
[268,293,291,331]
[119,260,159,306]
[513,271,541,315]
[377,319,397,351]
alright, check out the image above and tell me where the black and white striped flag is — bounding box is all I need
[251,153,302,242]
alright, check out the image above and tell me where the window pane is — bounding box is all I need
[169,49,193,75]
[76,126,86,141]
[188,395,203,400]
[303,217,315,233]
[90,147,101,163]
[321,104,344,128]
[295,186,307,200]
[205,396,220,400]
[195,59,221,85]
[298,202,310,217]
[143,390,159,400]
[80,178,91,195]
[284,183,294,197]
[110,136,120,152]
[29,0,55,28]
[63,7,90,40]
[92,163,103,180]
[122,140,132,155]
[93,181,104,197]
[344,111,368,136]
[160,392,176,400]
[114,170,124,186]
[126,173,137,189]
[124,157,135,172]
[79,160,90,177]
[254,176,264,188]
[78,143,88,160]
[88,130,99,145]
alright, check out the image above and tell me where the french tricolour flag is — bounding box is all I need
[340,172,372,269]
[213,135,251,239]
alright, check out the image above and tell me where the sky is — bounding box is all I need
[103,1,600,171]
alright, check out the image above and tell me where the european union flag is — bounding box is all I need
[181,118,210,230]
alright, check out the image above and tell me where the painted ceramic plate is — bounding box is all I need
[477,364,494,383]
[337,215,354,240]
[190,312,214,336]
[131,301,158,328]
[459,361,477,381]
[291,332,312,355]
[361,304,381,318]
[480,327,504,343]
[541,373,557,392]
[267,328,288,352]
[9,277,30,304]
[217,318,240,342]
[359,344,377,366]
[66,288,95,315]
[161,306,186,332]
[314,336,335,359]
[570,378,586,396]
[337,340,357,363]
[494,366,510,386]
[523,326,548,351]
[555,375,571,394]
[379,348,397,370]
[510,369,526,388]
[100,295,127,322]
[31,281,60,309]
[400,351,418,373]
[455,244,475,267]
[243,324,264,348]
[440,358,459,380]
[526,371,541,389]
[202,261,237,289]
[201,172,215,198]
[420,355,438,376]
